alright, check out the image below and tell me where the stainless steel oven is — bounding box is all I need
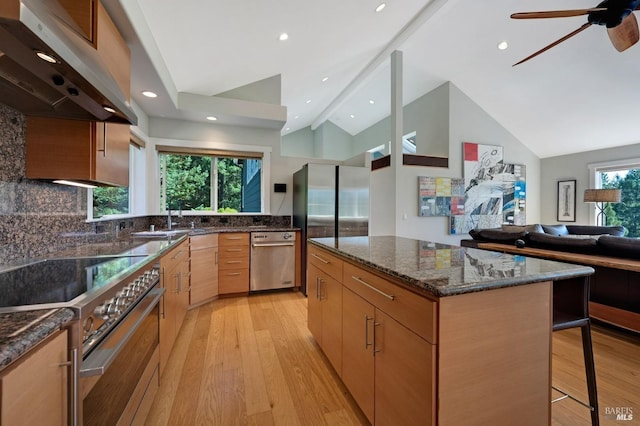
[0,246,177,425]
[81,285,163,425]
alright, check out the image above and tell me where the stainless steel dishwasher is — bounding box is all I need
[250,231,296,291]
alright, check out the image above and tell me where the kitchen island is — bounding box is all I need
[307,236,594,426]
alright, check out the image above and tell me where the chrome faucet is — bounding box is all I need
[167,201,182,230]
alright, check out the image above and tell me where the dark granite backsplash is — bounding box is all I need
[0,103,291,265]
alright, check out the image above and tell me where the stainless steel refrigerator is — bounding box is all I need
[293,163,369,294]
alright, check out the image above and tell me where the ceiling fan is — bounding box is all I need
[511,0,640,65]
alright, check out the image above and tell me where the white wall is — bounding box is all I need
[389,83,541,245]
[540,142,640,225]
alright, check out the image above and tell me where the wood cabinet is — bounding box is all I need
[26,117,130,186]
[0,330,68,426]
[309,242,553,426]
[341,264,436,426]
[190,234,219,306]
[341,286,375,422]
[59,0,131,98]
[307,264,343,373]
[218,233,250,295]
[159,239,190,375]
[26,0,132,187]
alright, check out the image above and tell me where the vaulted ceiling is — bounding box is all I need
[108,0,640,158]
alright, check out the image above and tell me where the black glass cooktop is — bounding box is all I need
[0,256,147,308]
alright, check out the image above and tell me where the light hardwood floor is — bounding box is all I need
[146,291,640,425]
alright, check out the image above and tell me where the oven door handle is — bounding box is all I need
[80,288,164,377]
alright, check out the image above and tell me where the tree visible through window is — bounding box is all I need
[93,186,128,218]
[599,168,640,238]
[159,153,261,213]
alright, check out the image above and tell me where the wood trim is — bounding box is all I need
[156,145,263,159]
[371,155,390,171]
[590,302,640,333]
[476,242,640,273]
[130,133,146,149]
[402,154,448,168]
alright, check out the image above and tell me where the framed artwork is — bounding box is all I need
[557,179,576,222]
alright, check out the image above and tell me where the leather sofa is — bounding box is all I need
[461,224,640,333]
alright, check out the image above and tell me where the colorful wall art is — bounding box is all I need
[418,177,465,217]
[449,142,526,234]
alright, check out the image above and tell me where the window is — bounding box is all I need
[90,144,139,219]
[590,159,640,238]
[159,152,262,214]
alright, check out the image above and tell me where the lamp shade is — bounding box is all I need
[584,189,622,203]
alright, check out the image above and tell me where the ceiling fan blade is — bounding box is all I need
[511,8,606,19]
[513,23,592,66]
[608,13,639,51]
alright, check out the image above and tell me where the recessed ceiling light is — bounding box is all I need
[206,116,217,121]
[142,91,158,98]
[369,99,375,104]
[497,41,509,50]
[294,115,299,119]
[305,100,311,104]
[285,127,290,131]
[350,114,355,119]
[35,51,57,63]
[375,3,386,12]
[321,77,329,82]
[103,106,116,113]
[279,33,289,41]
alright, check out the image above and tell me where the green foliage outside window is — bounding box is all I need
[93,186,128,218]
[161,153,260,213]
[165,155,212,210]
[601,168,640,238]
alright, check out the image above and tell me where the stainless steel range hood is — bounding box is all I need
[0,0,137,124]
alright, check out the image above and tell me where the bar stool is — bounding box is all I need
[552,276,599,426]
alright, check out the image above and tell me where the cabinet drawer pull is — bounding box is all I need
[225,248,243,252]
[225,260,242,264]
[226,236,243,240]
[364,315,374,349]
[351,276,395,300]
[311,253,329,264]
[215,251,219,265]
[226,272,242,276]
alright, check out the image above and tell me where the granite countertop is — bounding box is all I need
[0,308,75,372]
[309,236,595,297]
[0,225,298,365]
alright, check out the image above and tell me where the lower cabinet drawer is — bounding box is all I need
[219,269,249,294]
[343,262,438,344]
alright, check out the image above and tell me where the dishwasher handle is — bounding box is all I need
[252,242,295,248]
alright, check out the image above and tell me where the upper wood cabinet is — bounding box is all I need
[58,0,130,98]
[26,117,130,186]
[25,1,132,187]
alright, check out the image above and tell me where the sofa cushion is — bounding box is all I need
[541,224,569,236]
[501,224,544,233]
[469,228,527,242]
[597,236,640,260]
[566,225,626,237]
[528,231,598,253]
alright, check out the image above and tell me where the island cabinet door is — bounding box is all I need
[374,309,436,426]
[307,264,343,373]
[307,264,323,345]
[341,286,375,424]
